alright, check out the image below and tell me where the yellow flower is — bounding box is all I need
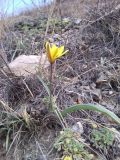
[45,42,68,64]
[63,155,73,160]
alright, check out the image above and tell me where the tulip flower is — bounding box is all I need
[45,42,68,64]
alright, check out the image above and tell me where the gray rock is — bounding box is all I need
[74,18,82,25]
[72,121,84,134]
[3,54,49,76]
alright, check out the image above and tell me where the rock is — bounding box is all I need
[72,121,84,134]
[74,18,81,25]
[109,90,113,95]
[3,54,49,76]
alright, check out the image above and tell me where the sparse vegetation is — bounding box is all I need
[54,128,94,160]
[0,0,120,160]
[91,127,114,151]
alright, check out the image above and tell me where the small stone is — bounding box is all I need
[74,18,81,25]
[72,121,84,134]
[109,91,113,95]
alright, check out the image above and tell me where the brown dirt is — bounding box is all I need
[0,0,120,160]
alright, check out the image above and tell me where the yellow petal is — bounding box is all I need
[51,44,58,61]
[45,42,50,53]
[45,42,53,63]
[55,45,64,59]
[51,44,58,53]
[45,42,69,64]
[56,47,68,59]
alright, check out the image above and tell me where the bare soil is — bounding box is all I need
[0,0,120,160]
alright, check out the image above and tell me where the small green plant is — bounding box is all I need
[54,128,94,160]
[0,100,32,152]
[0,111,28,151]
[91,127,114,151]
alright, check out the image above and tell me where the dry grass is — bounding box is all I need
[0,0,120,159]
[54,0,120,18]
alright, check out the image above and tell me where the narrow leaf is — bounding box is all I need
[62,104,120,124]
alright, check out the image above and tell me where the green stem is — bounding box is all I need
[49,63,53,110]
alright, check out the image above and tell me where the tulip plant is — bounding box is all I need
[45,42,68,109]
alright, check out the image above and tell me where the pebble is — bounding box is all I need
[74,18,81,25]
[72,121,84,134]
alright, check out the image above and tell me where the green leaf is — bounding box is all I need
[61,104,120,124]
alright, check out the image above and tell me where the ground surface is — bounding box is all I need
[0,0,120,160]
